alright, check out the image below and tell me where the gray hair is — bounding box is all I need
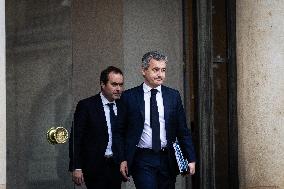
[141,51,168,69]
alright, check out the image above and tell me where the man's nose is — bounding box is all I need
[116,85,122,91]
[157,70,162,76]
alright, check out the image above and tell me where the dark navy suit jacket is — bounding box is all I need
[69,93,121,176]
[113,84,196,176]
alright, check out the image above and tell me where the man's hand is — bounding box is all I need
[188,162,196,175]
[120,161,130,181]
[72,170,84,185]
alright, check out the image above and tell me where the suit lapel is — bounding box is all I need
[137,84,145,121]
[95,94,108,128]
[161,86,170,130]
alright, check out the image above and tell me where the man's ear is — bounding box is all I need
[141,68,146,77]
[100,81,105,89]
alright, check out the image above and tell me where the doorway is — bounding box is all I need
[5,0,238,189]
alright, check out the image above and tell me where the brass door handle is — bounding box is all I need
[47,127,69,145]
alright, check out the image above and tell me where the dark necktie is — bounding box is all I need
[107,103,116,127]
[150,89,161,152]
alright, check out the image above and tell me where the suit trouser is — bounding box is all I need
[84,157,121,189]
[132,148,176,189]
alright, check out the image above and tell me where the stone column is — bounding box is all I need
[237,1,284,189]
[0,0,6,188]
[72,0,124,103]
[123,0,184,95]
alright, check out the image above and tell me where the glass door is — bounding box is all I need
[6,0,74,188]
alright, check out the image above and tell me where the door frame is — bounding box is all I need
[195,0,238,188]
[226,0,239,188]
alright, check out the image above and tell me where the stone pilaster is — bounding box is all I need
[237,1,284,188]
[0,0,6,189]
[0,0,6,187]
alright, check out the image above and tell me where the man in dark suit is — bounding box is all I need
[113,51,196,189]
[69,66,124,189]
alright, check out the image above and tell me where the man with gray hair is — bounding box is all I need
[113,51,196,189]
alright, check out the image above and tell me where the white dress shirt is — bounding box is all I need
[100,92,117,156]
[137,83,167,149]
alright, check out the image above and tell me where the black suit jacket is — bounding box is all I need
[113,84,196,176]
[69,93,121,175]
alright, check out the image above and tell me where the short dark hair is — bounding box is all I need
[141,51,168,69]
[100,66,123,85]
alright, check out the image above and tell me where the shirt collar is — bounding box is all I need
[100,92,116,106]
[143,83,162,93]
